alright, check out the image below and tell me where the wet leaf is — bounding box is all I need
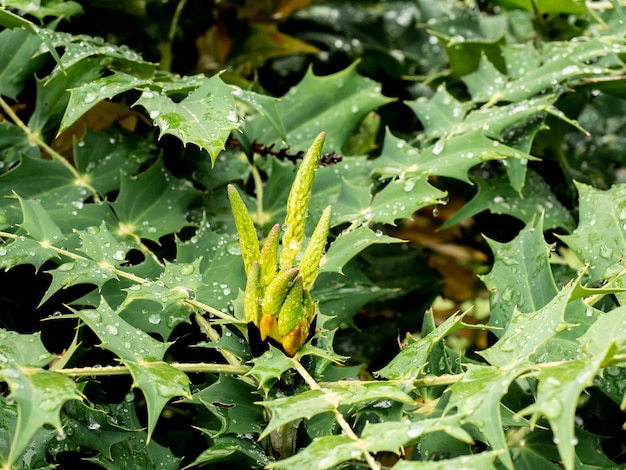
[245,62,393,151]
[134,75,239,162]
[111,159,200,242]
[481,216,558,333]
[0,330,82,466]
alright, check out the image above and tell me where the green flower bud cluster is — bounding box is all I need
[228,132,331,356]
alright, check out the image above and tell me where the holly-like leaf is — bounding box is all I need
[376,312,466,380]
[0,157,89,225]
[120,259,204,337]
[444,364,529,470]
[111,158,200,242]
[374,129,530,183]
[175,221,246,315]
[191,374,264,437]
[187,435,272,469]
[0,330,82,466]
[134,75,239,162]
[481,216,559,332]
[266,435,357,470]
[392,451,501,469]
[442,171,575,231]
[260,382,413,438]
[320,226,404,275]
[75,299,170,362]
[407,84,471,139]
[519,357,603,470]
[245,62,393,151]
[559,182,626,283]
[231,87,287,144]
[314,261,394,329]
[40,258,117,306]
[462,38,626,104]
[60,71,151,133]
[76,222,132,266]
[124,360,190,442]
[247,345,294,394]
[0,26,47,100]
[0,0,83,21]
[480,273,581,367]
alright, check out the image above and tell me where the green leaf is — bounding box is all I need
[0,158,87,225]
[246,62,393,151]
[392,451,501,469]
[320,226,404,275]
[374,129,529,183]
[518,357,603,470]
[0,27,47,100]
[266,434,357,470]
[361,415,472,454]
[0,329,82,466]
[16,196,64,243]
[247,345,294,394]
[442,171,575,231]
[0,395,56,470]
[407,84,471,139]
[48,32,156,79]
[369,178,447,225]
[29,58,103,136]
[232,87,287,144]
[76,222,132,266]
[314,261,395,329]
[493,0,590,15]
[134,75,239,162]
[124,360,190,442]
[0,234,60,271]
[83,394,181,470]
[175,221,246,315]
[47,400,134,461]
[480,273,581,367]
[444,364,528,470]
[60,71,151,133]
[187,435,272,469]
[462,52,508,103]
[1,0,83,21]
[111,159,199,242]
[481,216,559,333]
[40,259,116,306]
[260,381,413,438]
[376,312,466,380]
[191,374,264,437]
[559,182,626,283]
[75,299,170,362]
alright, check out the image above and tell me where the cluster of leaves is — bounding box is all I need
[1,0,626,469]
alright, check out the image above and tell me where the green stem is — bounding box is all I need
[160,0,188,71]
[250,164,269,226]
[0,231,240,324]
[290,358,380,470]
[58,362,249,377]
[0,96,100,202]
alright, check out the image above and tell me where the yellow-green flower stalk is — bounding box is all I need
[299,205,332,290]
[259,223,280,289]
[228,133,332,357]
[243,261,262,325]
[280,132,326,269]
[227,184,260,275]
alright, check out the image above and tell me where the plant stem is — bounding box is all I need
[0,231,241,323]
[250,164,270,226]
[57,362,249,377]
[160,0,188,71]
[291,358,380,470]
[0,96,100,202]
